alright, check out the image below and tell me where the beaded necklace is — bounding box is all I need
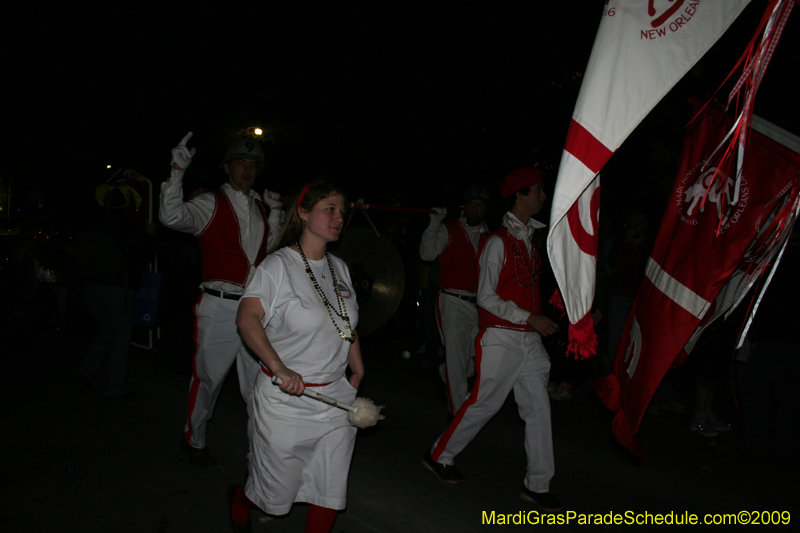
[295,242,355,343]
[507,228,538,288]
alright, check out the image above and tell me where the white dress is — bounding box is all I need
[242,247,359,514]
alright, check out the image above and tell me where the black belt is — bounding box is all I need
[440,290,477,304]
[203,288,242,301]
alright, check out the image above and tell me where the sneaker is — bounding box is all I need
[659,401,688,413]
[689,416,719,438]
[422,453,465,484]
[549,382,573,400]
[181,439,217,467]
[648,400,686,416]
[647,404,663,416]
[703,414,731,433]
[520,486,563,512]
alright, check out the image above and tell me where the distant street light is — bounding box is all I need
[241,125,274,146]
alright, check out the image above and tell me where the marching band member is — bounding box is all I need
[232,180,364,533]
[423,168,563,512]
[159,132,283,467]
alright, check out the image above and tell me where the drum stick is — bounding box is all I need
[271,375,356,412]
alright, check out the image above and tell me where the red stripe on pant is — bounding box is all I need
[435,293,456,415]
[432,327,487,461]
[184,291,205,445]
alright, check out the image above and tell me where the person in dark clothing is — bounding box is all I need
[742,225,800,460]
[73,179,154,399]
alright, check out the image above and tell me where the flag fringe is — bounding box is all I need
[567,312,597,360]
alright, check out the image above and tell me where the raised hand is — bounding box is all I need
[171,132,196,172]
[262,189,283,209]
[430,206,447,223]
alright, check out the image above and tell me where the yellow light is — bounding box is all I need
[107,165,112,169]
[254,128,263,136]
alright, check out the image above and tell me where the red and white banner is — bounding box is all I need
[547,0,751,359]
[595,101,800,455]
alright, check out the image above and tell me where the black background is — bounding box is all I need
[4,0,798,232]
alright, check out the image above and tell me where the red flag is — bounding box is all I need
[595,101,800,456]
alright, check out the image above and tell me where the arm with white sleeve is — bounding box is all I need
[261,189,284,250]
[419,207,449,261]
[158,132,215,235]
[477,236,530,324]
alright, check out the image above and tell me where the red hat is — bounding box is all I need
[500,168,543,199]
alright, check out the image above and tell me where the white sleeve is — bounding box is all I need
[419,222,449,261]
[158,176,215,235]
[477,235,531,324]
[266,207,282,250]
[243,256,283,327]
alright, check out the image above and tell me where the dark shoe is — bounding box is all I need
[422,452,465,484]
[181,439,216,467]
[703,413,731,432]
[689,416,719,438]
[520,486,563,512]
[103,390,137,401]
[227,485,251,533]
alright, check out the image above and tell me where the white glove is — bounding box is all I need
[262,190,283,209]
[170,132,196,179]
[429,207,447,224]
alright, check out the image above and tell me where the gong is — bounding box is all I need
[332,227,404,336]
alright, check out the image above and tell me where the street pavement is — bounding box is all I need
[2,313,798,533]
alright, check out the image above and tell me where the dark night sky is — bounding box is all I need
[4,1,798,230]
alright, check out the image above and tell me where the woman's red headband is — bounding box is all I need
[297,183,312,209]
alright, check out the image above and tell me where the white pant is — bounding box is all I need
[436,292,479,415]
[183,292,261,449]
[431,327,555,492]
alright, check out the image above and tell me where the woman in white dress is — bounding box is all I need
[230,181,364,533]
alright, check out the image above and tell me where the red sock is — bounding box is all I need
[305,504,337,533]
[232,486,256,524]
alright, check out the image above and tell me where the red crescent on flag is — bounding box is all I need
[566,186,601,257]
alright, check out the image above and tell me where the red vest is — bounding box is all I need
[477,227,541,331]
[437,219,487,292]
[197,189,269,288]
